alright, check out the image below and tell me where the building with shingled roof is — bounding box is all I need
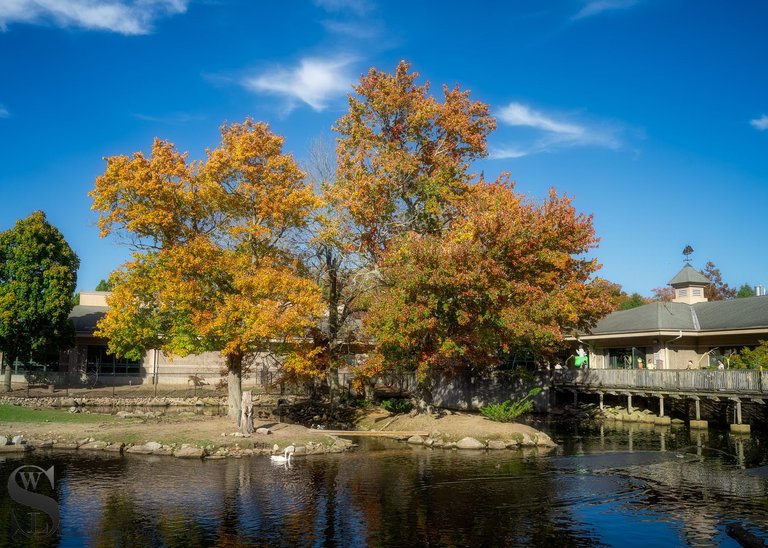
[574,265,768,370]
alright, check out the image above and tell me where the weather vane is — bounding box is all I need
[683,245,694,264]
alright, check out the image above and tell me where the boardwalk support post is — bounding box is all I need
[730,398,750,433]
[690,396,708,429]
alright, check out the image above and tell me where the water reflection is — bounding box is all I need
[0,422,767,546]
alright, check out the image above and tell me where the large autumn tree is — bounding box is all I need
[0,211,79,391]
[364,179,612,404]
[326,61,615,402]
[91,119,323,422]
[333,60,496,263]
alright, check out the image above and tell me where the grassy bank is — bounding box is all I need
[0,404,118,424]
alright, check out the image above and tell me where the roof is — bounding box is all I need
[585,296,768,336]
[69,305,107,334]
[668,265,710,286]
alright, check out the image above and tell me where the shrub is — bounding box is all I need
[480,387,542,422]
[380,398,413,414]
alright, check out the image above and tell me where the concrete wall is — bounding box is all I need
[429,372,551,412]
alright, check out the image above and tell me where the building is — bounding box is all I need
[574,265,768,369]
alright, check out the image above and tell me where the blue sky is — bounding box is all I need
[0,0,766,296]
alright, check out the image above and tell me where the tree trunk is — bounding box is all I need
[3,353,14,393]
[417,381,433,415]
[240,390,254,435]
[227,354,243,426]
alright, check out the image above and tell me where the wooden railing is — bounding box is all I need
[552,369,768,395]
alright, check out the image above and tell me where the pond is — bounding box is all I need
[1,422,767,547]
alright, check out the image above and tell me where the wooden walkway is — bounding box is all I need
[552,369,768,400]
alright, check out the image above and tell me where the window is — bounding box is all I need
[678,289,688,297]
[606,347,646,369]
[692,288,702,296]
[87,345,141,376]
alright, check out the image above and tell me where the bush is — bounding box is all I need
[380,398,413,414]
[480,387,542,422]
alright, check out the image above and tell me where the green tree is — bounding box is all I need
[95,278,113,291]
[736,283,754,298]
[0,211,79,391]
[619,292,648,310]
[729,341,768,369]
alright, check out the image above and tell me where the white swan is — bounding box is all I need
[270,445,295,464]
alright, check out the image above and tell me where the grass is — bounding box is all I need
[0,404,119,424]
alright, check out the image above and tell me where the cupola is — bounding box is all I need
[668,265,709,304]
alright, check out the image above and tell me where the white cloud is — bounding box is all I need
[498,102,583,136]
[313,0,372,16]
[493,101,622,159]
[0,105,8,118]
[242,57,354,112]
[750,114,768,131]
[0,0,188,35]
[573,0,639,20]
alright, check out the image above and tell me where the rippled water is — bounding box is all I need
[1,422,767,547]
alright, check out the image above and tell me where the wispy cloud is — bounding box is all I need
[750,114,768,131]
[313,0,373,16]
[492,102,623,159]
[132,112,204,123]
[0,0,188,35]
[0,105,9,118]
[498,102,583,136]
[242,57,354,112]
[573,0,639,20]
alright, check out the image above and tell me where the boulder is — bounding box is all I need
[126,444,154,454]
[79,441,108,451]
[407,435,424,445]
[255,427,272,435]
[174,446,204,459]
[456,437,484,450]
[145,441,162,451]
[488,440,507,450]
[533,433,557,447]
[12,435,25,445]
[52,442,79,450]
[104,443,126,453]
[0,436,7,446]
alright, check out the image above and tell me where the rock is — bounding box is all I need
[52,442,79,450]
[272,444,280,454]
[505,440,520,449]
[488,440,507,450]
[145,441,162,451]
[104,443,126,453]
[0,436,7,446]
[293,445,307,456]
[126,444,154,454]
[12,435,25,445]
[424,439,435,448]
[174,446,204,459]
[407,435,424,445]
[79,441,108,450]
[533,433,557,447]
[68,406,80,414]
[520,433,536,447]
[152,446,174,456]
[456,437,484,450]
[671,418,685,425]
